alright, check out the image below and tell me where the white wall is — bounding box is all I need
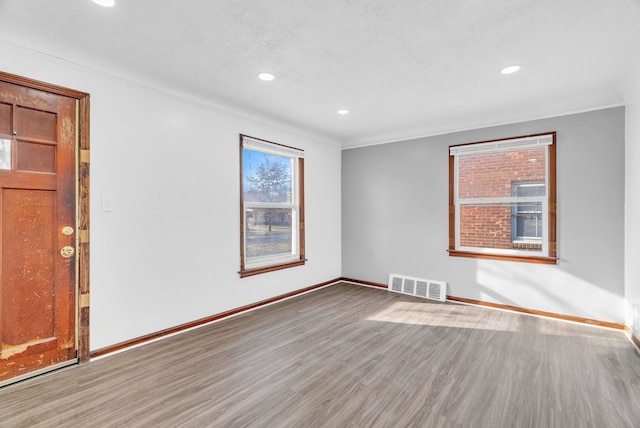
[0,42,342,350]
[626,81,640,334]
[343,108,626,324]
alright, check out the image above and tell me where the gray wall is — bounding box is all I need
[343,107,625,324]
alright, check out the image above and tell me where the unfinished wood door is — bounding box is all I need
[0,80,77,383]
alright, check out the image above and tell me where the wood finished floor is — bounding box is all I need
[1,282,639,428]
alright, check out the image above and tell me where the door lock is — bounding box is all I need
[60,246,75,258]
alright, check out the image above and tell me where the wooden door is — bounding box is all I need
[0,80,78,383]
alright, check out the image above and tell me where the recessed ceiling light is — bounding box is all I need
[258,72,275,81]
[501,65,521,75]
[337,109,350,115]
[91,0,115,7]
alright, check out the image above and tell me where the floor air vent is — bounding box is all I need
[388,274,447,302]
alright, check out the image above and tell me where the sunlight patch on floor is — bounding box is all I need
[366,301,517,331]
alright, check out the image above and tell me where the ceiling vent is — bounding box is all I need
[388,274,447,302]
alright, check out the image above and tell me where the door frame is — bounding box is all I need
[0,71,91,363]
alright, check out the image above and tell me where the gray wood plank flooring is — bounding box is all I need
[1,282,639,427]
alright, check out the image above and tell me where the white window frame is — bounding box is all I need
[449,133,556,260]
[239,135,305,277]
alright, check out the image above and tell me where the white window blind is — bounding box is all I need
[242,136,304,158]
[450,134,553,156]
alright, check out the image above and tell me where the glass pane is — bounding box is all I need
[511,181,543,240]
[512,181,545,198]
[514,202,543,239]
[245,208,293,258]
[243,149,292,203]
[0,139,11,170]
[460,204,542,252]
[458,147,546,199]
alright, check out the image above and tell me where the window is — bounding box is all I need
[449,133,556,263]
[239,135,305,277]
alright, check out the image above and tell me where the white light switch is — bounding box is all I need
[101,196,113,212]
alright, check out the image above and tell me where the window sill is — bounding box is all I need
[448,250,557,265]
[239,259,306,278]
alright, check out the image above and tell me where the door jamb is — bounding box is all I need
[0,71,91,362]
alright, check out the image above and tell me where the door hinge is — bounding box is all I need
[80,149,90,163]
[79,293,90,308]
[79,229,90,244]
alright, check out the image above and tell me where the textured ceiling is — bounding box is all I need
[1,0,639,147]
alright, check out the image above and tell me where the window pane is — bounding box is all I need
[514,202,543,239]
[0,139,11,170]
[245,208,293,258]
[512,182,545,198]
[243,149,292,203]
[460,204,542,252]
[458,148,546,199]
[511,181,544,240]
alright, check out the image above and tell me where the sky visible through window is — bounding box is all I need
[243,149,269,188]
[243,149,292,200]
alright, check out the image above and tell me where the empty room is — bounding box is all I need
[1,0,640,427]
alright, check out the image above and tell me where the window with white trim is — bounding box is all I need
[239,135,305,277]
[449,133,557,263]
